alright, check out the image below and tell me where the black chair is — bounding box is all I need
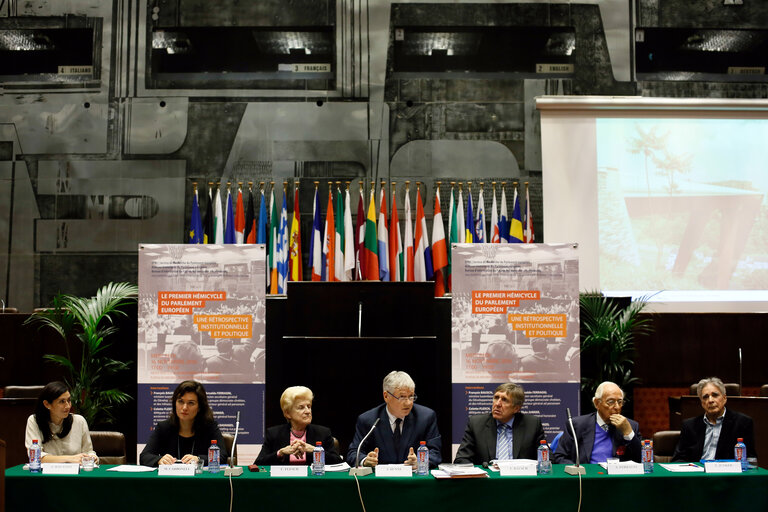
[689,382,740,396]
[3,386,44,399]
[652,430,681,463]
[90,431,127,465]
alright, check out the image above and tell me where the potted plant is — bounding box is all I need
[25,282,138,426]
[578,291,654,415]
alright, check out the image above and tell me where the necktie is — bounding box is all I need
[393,418,402,454]
[496,424,512,460]
[601,423,610,433]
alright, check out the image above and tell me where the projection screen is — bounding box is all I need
[538,96,768,313]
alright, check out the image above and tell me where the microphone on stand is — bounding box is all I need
[738,348,743,396]
[564,407,586,475]
[349,418,380,476]
[358,301,363,337]
[224,411,243,476]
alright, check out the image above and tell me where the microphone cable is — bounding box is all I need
[575,468,582,512]
[229,471,234,512]
[353,473,369,512]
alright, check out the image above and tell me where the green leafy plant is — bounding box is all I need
[579,291,654,402]
[25,282,138,426]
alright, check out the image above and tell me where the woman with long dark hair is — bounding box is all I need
[139,380,228,467]
[24,381,97,463]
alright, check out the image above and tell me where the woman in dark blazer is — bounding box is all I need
[140,380,228,467]
[255,386,341,465]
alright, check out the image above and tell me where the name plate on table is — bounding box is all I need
[704,461,742,474]
[42,463,80,475]
[158,464,195,476]
[606,462,644,475]
[375,464,413,477]
[271,466,308,477]
[498,461,537,476]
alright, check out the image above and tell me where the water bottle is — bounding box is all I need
[642,439,654,474]
[208,440,220,474]
[537,440,552,475]
[312,442,325,476]
[735,438,747,471]
[29,439,41,473]
[417,441,429,475]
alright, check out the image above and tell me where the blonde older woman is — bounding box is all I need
[254,386,341,465]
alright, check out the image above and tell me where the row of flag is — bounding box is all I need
[188,180,535,295]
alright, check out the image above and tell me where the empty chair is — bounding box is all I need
[652,430,681,463]
[90,431,126,465]
[3,386,45,399]
[689,382,740,396]
[550,432,564,453]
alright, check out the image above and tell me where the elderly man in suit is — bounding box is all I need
[454,382,545,464]
[553,381,642,464]
[346,371,442,469]
[672,376,756,462]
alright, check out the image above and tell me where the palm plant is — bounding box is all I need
[579,291,654,403]
[25,282,138,426]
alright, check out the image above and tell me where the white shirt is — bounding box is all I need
[25,414,96,459]
[385,407,404,434]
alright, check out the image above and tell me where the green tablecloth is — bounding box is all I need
[6,463,767,512]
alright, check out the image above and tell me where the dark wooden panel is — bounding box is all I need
[635,313,768,388]
[0,398,36,467]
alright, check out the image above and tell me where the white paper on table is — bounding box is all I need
[658,463,704,473]
[325,462,351,472]
[437,463,486,476]
[107,465,157,472]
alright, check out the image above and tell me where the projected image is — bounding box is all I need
[596,118,768,292]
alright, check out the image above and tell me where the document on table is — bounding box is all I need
[107,465,157,472]
[433,464,488,478]
[659,463,704,472]
[325,462,351,472]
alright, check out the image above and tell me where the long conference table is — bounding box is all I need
[6,463,768,511]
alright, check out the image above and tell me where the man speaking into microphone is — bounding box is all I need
[554,381,642,464]
[346,371,442,469]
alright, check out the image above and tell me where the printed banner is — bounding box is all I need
[137,244,266,463]
[451,243,580,455]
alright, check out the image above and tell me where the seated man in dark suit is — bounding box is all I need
[672,376,756,462]
[454,382,545,464]
[553,381,642,464]
[346,371,442,469]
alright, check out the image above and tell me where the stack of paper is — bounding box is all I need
[432,464,489,479]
